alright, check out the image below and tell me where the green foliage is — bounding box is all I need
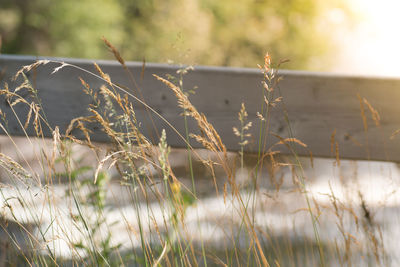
[0,0,124,59]
[0,0,352,69]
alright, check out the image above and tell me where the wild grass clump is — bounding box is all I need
[0,39,393,266]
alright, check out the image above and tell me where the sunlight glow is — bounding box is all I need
[333,0,400,76]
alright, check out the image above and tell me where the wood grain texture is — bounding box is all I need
[1,54,400,162]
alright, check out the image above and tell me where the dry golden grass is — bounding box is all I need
[0,39,393,267]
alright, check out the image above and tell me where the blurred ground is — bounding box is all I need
[0,135,400,265]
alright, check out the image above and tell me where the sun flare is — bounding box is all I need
[333,0,400,76]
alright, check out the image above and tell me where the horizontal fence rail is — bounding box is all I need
[1,54,400,162]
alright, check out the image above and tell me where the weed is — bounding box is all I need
[0,41,394,266]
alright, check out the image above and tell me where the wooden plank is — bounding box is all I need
[1,54,400,162]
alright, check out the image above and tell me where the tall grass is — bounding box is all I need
[0,40,393,266]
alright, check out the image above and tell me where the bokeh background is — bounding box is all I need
[2,0,399,75]
[0,0,364,71]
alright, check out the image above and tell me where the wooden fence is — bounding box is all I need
[1,54,400,162]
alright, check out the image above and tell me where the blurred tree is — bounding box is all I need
[0,0,124,58]
[0,0,352,70]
